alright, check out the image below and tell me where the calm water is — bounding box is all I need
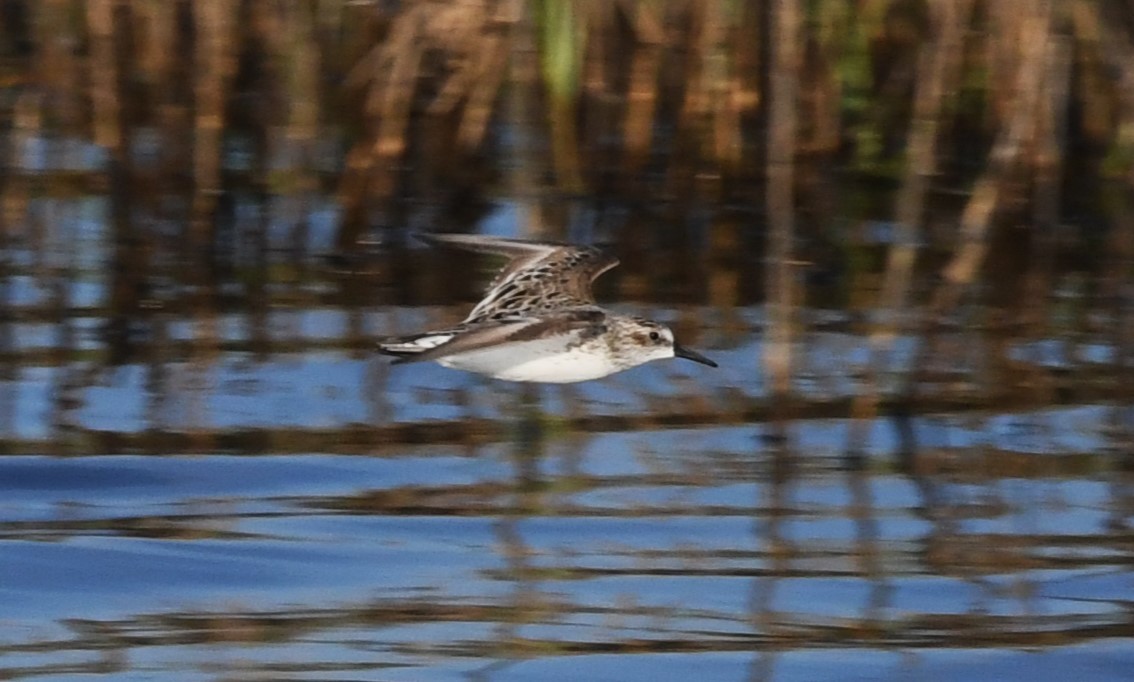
[1,201,1133,681]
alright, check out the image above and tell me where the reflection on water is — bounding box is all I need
[3,435,1133,680]
[1,199,1133,681]
[4,2,1134,677]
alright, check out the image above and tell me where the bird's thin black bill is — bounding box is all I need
[674,344,718,368]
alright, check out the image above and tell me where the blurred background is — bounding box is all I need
[1,1,1132,680]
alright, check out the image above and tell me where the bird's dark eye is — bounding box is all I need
[649,331,660,342]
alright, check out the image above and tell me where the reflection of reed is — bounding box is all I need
[1090,2,1134,460]
[3,1,1132,251]
[6,433,1131,675]
[190,1,235,251]
[3,8,1134,676]
[764,0,800,435]
[2,377,1132,456]
[849,0,971,454]
[0,224,12,442]
[901,0,1059,423]
[748,442,793,682]
[1,1,1133,455]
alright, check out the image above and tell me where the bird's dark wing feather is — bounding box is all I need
[417,234,619,322]
[377,309,606,364]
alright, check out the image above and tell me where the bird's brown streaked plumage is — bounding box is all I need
[416,233,619,322]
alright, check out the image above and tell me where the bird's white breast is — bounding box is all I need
[438,338,623,383]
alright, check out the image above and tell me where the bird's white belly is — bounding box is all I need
[438,343,621,383]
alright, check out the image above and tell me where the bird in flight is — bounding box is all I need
[377,234,717,383]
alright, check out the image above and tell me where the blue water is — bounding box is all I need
[2,200,1132,680]
[2,401,1131,680]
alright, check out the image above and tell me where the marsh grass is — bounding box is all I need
[0,0,1132,453]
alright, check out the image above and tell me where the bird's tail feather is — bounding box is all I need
[376,330,458,363]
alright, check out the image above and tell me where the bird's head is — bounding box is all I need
[619,318,718,369]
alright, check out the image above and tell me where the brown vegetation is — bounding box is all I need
[0,0,1132,452]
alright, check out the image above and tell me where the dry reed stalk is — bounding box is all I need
[658,1,702,199]
[0,80,13,256]
[132,0,188,196]
[284,1,321,149]
[765,0,801,414]
[455,0,519,150]
[937,2,1050,311]
[337,0,584,240]
[807,2,843,156]
[33,0,82,132]
[0,118,6,247]
[706,1,741,171]
[621,1,665,175]
[1084,1,1134,455]
[732,1,761,135]
[984,0,1024,126]
[428,43,478,115]
[881,0,970,336]
[580,2,620,183]
[133,0,186,215]
[1016,34,1070,398]
[264,0,322,261]
[847,0,972,451]
[29,0,81,271]
[504,1,553,238]
[1120,219,1134,460]
[185,0,228,443]
[86,0,119,151]
[0,253,11,432]
[348,0,513,232]
[423,0,514,150]
[456,34,509,150]
[133,0,176,88]
[1069,1,1113,146]
[338,4,424,242]
[582,1,614,98]
[904,0,1052,398]
[191,0,238,251]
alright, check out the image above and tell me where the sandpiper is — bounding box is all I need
[377,234,717,383]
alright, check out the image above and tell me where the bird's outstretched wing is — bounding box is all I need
[377,308,607,364]
[417,234,619,323]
